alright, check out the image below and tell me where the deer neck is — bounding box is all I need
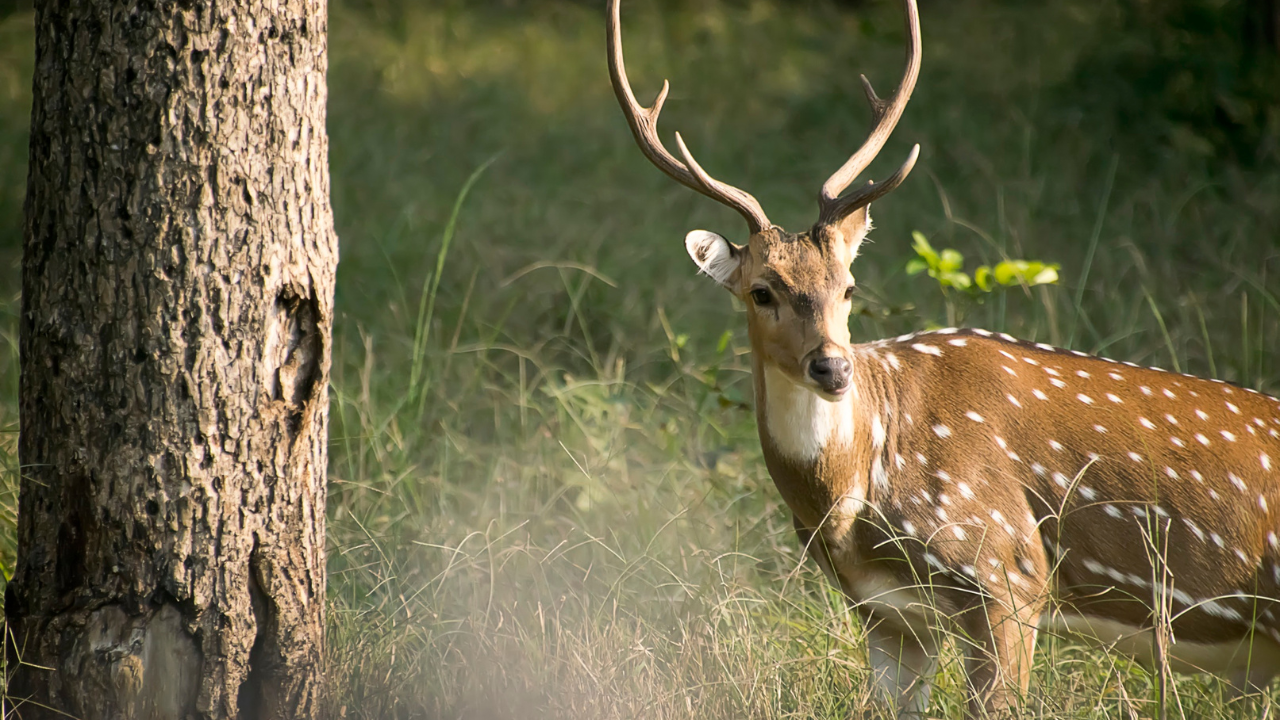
[757,364,855,462]
[753,352,883,525]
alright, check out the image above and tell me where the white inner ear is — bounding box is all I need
[685,230,739,287]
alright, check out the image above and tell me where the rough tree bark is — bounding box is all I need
[7,0,336,717]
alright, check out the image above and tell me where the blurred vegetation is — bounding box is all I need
[1066,0,1280,165]
[1,0,1280,717]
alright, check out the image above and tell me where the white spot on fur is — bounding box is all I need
[934,424,952,438]
[1033,389,1049,401]
[1184,519,1206,541]
[966,411,984,423]
[912,343,942,357]
[872,456,889,491]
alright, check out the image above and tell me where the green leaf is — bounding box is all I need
[974,265,993,291]
[993,260,1025,285]
[1031,266,1060,285]
[905,258,929,275]
[944,271,972,290]
[939,248,965,273]
[716,330,732,354]
[911,231,939,265]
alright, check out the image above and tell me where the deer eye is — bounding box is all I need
[844,285,856,301]
[749,288,773,306]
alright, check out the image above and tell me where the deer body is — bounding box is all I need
[606,0,1280,714]
[763,326,1280,713]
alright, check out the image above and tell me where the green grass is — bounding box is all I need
[3,0,1280,717]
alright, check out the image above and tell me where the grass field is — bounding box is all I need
[3,0,1280,717]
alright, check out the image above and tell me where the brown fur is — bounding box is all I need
[723,222,1280,717]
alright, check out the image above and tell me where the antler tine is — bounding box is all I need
[818,0,922,226]
[607,0,772,235]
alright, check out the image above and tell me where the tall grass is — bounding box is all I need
[1,0,1279,716]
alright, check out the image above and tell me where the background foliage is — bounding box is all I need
[1,0,1279,716]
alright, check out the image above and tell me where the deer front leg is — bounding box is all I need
[863,612,939,720]
[793,515,840,586]
[954,597,1041,718]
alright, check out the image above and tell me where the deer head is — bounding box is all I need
[607,0,921,399]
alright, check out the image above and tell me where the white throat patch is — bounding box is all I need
[763,365,854,463]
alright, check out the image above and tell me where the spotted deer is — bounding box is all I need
[608,0,1280,716]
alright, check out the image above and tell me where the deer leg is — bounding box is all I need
[793,515,840,586]
[1224,663,1275,717]
[863,614,939,720]
[954,598,1041,718]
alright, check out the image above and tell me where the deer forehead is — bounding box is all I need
[748,233,852,294]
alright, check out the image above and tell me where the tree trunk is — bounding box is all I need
[7,0,336,717]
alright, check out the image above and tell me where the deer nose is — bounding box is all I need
[808,356,852,394]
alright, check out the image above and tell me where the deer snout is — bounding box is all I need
[807,355,852,396]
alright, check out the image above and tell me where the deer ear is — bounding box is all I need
[830,206,872,260]
[685,230,741,289]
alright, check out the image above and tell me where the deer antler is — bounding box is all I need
[817,0,922,227]
[607,0,772,235]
